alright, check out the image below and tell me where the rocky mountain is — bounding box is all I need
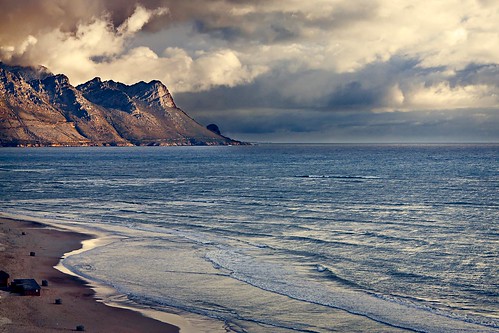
[0,62,244,146]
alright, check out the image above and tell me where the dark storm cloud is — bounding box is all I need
[450,64,499,87]
[196,107,499,143]
[327,81,380,108]
[183,1,379,44]
[175,56,423,111]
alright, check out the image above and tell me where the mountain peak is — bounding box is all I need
[78,77,176,113]
[77,77,106,93]
[77,78,136,114]
[148,80,162,86]
[36,74,73,96]
[49,74,70,84]
[89,77,102,84]
[127,80,176,108]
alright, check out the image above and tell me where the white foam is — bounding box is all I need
[205,248,499,333]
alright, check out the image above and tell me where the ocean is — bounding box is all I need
[0,144,497,332]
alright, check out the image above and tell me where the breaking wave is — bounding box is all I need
[205,249,499,333]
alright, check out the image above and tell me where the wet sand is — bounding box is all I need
[0,217,179,333]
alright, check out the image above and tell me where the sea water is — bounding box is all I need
[0,144,497,332]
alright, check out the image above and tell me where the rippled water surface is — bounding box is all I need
[1,144,498,332]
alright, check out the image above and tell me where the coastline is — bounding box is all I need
[0,217,180,333]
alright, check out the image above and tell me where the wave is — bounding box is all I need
[296,174,381,180]
[443,201,499,207]
[283,235,363,249]
[121,289,317,333]
[371,292,499,330]
[314,264,369,290]
[205,249,499,333]
[0,168,55,173]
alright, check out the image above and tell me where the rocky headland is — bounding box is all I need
[0,63,245,147]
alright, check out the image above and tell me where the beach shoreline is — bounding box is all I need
[0,217,180,333]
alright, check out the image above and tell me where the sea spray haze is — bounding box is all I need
[0,144,498,332]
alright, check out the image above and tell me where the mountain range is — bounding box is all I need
[0,62,244,146]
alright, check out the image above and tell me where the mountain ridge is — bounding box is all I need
[0,63,245,147]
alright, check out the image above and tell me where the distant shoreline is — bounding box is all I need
[2,142,498,148]
[0,141,250,148]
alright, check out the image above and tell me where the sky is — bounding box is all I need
[1,0,498,143]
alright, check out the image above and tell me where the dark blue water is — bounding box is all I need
[1,144,498,332]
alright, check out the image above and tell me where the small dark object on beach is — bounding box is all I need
[11,279,40,296]
[41,280,48,286]
[76,324,85,331]
[21,232,26,235]
[0,270,10,287]
[55,298,62,304]
[29,251,35,256]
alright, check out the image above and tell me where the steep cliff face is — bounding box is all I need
[0,63,244,146]
[31,75,128,145]
[77,78,232,146]
[0,66,90,146]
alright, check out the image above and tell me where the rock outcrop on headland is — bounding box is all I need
[0,63,245,147]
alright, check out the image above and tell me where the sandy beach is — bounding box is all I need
[0,217,179,333]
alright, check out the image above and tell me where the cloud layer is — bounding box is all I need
[1,0,499,142]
